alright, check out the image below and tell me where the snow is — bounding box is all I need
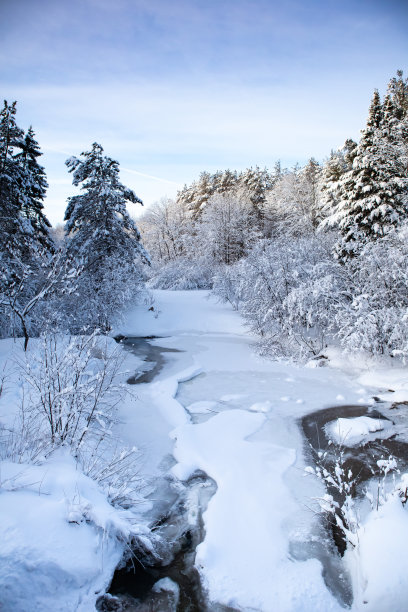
[186,400,219,414]
[171,410,341,611]
[117,289,247,337]
[0,449,130,611]
[346,492,408,611]
[2,289,408,611]
[326,416,392,446]
[119,290,408,612]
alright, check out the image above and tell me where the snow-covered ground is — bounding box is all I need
[117,290,408,611]
[1,289,408,611]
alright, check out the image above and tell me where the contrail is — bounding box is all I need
[42,146,182,188]
[121,167,182,186]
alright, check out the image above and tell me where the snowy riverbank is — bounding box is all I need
[1,290,408,611]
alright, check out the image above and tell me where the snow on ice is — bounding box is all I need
[1,290,408,611]
[326,416,393,446]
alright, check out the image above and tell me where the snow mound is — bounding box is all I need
[0,449,142,612]
[347,484,408,611]
[187,400,219,414]
[326,416,392,445]
[248,400,272,412]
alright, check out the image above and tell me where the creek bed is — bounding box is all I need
[98,471,218,611]
[102,337,223,611]
[115,335,181,384]
[301,404,408,492]
[301,403,408,556]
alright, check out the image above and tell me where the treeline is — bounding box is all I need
[0,103,146,347]
[140,160,321,274]
[141,71,408,360]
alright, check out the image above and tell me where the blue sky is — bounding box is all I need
[1,0,407,225]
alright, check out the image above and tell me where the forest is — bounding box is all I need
[1,70,408,612]
[140,70,408,361]
[1,71,408,362]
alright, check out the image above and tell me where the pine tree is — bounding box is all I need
[64,143,147,330]
[14,127,54,253]
[387,70,408,120]
[237,166,272,213]
[319,140,357,224]
[0,101,29,265]
[0,102,56,341]
[326,91,408,259]
[188,171,214,217]
[214,169,238,194]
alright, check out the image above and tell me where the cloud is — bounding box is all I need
[2,0,407,225]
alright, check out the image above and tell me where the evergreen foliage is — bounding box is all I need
[14,127,53,253]
[0,101,55,340]
[0,101,31,274]
[64,143,147,331]
[323,87,408,259]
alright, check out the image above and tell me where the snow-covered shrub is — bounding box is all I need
[147,257,214,290]
[282,255,351,357]
[80,443,145,508]
[307,448,359,551]
[308,446,401,557]
[219,233,345,359]
[336,224,408,359]
[15,332,124,455]
[212,261,247,310]
[2,331,147,511]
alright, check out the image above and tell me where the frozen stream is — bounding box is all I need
[105,290,408,612]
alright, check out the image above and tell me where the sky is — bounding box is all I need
[1,0,407,225]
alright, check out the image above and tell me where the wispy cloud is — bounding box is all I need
[1,0,407,225]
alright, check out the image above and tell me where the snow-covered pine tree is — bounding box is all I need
[14,127,54,254]
[319,140,357,227]
[0,101,56,340]
[387,70,408,120]
[237,166,272,215]
[64,143,147,331]
[326,90,408,259]
[213,169,238,194]
[0,101,29,269]
[187,171,215,217]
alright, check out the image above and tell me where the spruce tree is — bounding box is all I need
[0,101,55,341]
[327,91,408,259]
[64,143,147,330]
[0,101,28,265]
[387,70,408,120]
[14,127,54,253]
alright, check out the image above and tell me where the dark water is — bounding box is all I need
[115,336,181,384]
[98,471,220,612]
[301,404,408,492]
[301,404,408,555]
